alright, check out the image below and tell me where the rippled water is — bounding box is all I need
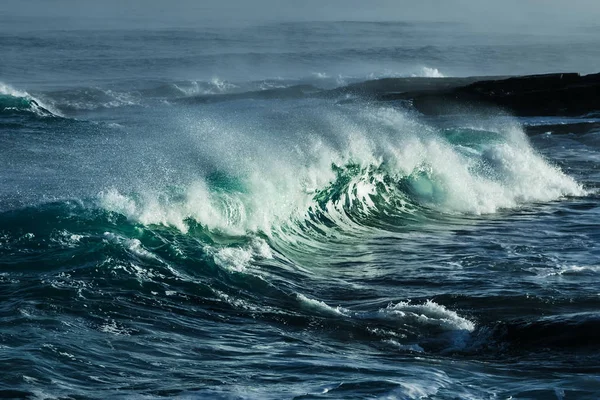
[1,15,600,400]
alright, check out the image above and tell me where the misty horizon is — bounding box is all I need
[1,0,600,32]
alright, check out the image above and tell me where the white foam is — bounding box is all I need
[51,230,84,248]
[175,77,238,96]
[97,104,584,237]
[211,246,252,273]
[379,300,475,332]
[207,237,274,273]
[209,77,237,93]
[296,293,349,316]
[214,290,264,311]
[98,319,132,335]
[101,89,139,108]
[366,66,445,80]
[45,272,92,299]
[250,237,273,259]
[0,81,61,116]
[414,66,445,78]
[391,375,450,399]
[0,81,29,99]
[383,339,425,353]
[103,232,161,263]
[363,108,584,214]
[542,264,600,277]
[311,72,330,79]
[99,188,191,233]
[58,88,140,110]
[173,81,201,96]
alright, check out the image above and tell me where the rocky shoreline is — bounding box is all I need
[338,72,600,117]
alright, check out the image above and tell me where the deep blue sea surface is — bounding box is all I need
[1,9,600,399]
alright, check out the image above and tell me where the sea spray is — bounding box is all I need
[99,104,584,237]
[0,81,60,117]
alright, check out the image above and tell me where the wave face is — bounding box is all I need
[0,82,59,117]
[2,19,600,399]
[97,104,583,237]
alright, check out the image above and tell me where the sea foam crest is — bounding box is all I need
[98,105,584,237]
[413,66,445,78]
[297,293,350,316]
[174,78,238,96]
[0,81,61,117]
[367,66,445,80]
[379,300,475,332]
[206,237,273,273]
[295,294,474,351]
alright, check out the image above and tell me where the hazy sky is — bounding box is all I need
[1,0,599,30]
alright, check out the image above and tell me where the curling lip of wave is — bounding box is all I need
[98,106,585,238]
[0,82,61,117]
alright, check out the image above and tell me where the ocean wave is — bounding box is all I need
[142,78,240,98]
[297,293,350,316]
[1,193,595,357]
[98,105,584,240]
[294,294,474,352]
[40,87,142,111]
[366,66,445,79]
[414,66,445,78]
[177,83,320,104]
[2,70,452,115]
[0,82,61,117]
[0,96,588,363]
[206,237,273,273]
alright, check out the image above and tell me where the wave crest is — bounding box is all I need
[0,82,60,117]
[98,105,584,240]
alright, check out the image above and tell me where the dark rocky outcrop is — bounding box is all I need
[339,72,600,117]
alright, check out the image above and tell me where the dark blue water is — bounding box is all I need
[1,11,600,399]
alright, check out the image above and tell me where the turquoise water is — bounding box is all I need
[1,16,600,399]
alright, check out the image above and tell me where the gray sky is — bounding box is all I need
[1,0,599,30]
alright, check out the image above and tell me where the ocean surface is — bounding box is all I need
[1,15,600,399]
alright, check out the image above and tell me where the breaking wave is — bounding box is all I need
[0,82,60,117]
[98,105,584,239]
[1,69,447,114]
